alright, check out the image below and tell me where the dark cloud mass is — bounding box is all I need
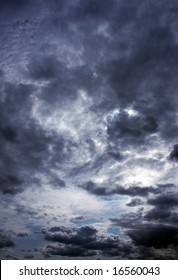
[43,225,134,258]
[127,225,178,248]
[169,144,178,161]
[81,181,159,197]
[0,0,178,259]
[148,194,178,208]
[0,232,14,248]
[44,226,98,245]
[126,198,143,207]
[107,110,158,144]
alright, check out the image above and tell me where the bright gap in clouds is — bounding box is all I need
[125,107,138,117]
[122,166,161,186]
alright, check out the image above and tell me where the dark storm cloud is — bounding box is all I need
[1,0,178,260]
[148,194,178,209]
[0,83,33,193]
[85,1,178,145]
[107,110,158,143]
[81,181,159,197]
[145,208,171,220]
[44,224,178,259]
[110,184,178,249]
[111,186,178,227]
[0,232,14,248]
[2,0,178,149]
[43,225,134,258]
[0,174,23,194]
[111,211,178,258]
[169,144,178,161]
[109,185,159,197]
[145,192,178,224]
[44,226,98,245]
[144,208,178,224]
[0,126,18,143]
[127,224,178,248]
[47,1,177,149]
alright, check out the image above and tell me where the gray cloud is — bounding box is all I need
[44,226,98,245]
[107,110,158,144]
[148,194,178,209]
[126,198,143,207]
[0,80,71,195]
[43,225,134,258]
[0,232,14,248]
[144,191,178,224]
[44,244,96,258]
[127,224,178,248]
[111,210,178,258]
[169,144,178,161]
[27,55,63,81]
[1,0,178,260]
[0,175,22,194]
[81,181,159,197]
[144,208,178,224]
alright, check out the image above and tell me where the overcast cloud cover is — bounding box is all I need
[0,0,178,259]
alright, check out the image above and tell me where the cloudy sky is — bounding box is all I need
[0,0,178,260]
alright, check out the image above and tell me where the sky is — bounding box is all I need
[0,0,178,260]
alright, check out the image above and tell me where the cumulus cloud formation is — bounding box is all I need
[43,225,134,259]
[0,0,178,259]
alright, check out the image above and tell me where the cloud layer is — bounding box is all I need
[0,0,178,259]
